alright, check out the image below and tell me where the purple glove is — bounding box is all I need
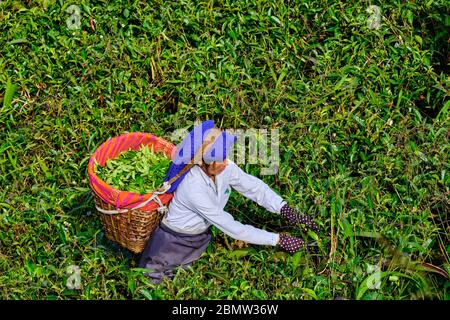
[280,204,319,233]
[278,234,306,254]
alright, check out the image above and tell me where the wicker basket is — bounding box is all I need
[88,132,176,254]
[92,193,165,254]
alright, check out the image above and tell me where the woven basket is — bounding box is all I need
[88,132,176,254]
[92,193,164,254]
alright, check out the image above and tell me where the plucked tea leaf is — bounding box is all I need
[94,145,171,194]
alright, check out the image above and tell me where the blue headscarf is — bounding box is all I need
[164,120,237,193]
[202,130,237,164]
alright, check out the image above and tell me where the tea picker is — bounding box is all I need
[139,120,320,283]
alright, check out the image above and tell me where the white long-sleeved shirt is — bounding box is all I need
[161,159,285,246]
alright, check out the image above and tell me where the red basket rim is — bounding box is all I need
[87,132,176,212]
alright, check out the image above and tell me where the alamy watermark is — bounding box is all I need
[170,125,279,175]
[66,265,81,290]
[66,5,81,30]
[366,263,382,290]
[366,5,381,30]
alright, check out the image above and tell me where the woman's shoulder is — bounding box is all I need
[176,165,210,193]
[223,159,242,177]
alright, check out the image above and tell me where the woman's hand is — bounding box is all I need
[280,204,319,233]
[277,233,306,254]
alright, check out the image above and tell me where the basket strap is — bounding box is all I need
[95,128,222,215]
[130,182,171,212]
[95,205,129,215]
[95,185,169,215]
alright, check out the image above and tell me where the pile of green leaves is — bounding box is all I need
[0,0,449,300]
[94,145,171,194]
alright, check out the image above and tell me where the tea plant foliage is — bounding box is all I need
[0,0,449,299]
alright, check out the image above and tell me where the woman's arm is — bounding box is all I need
[185,189,279,246]
[227,160,286,213]
[227,160,319,233]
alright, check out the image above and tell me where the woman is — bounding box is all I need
[139,121,319,283]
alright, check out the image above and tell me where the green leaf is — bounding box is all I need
[127,278,136,292]
[204,271,229,284]
[291,251,302,271]
[307,230,319,242]
[437,100,450,122]
[270,15,282,26]
[36,156,53,179]
[228,248,255,258]
[25,260,35,275]
[340,218,353,238]
[366,194,374,210]
[9,38,28,45]
[2,79,18,110]
[356,272,416,300]
[414,35,422,45]
[301,288,318,300]
[140,288,153,300]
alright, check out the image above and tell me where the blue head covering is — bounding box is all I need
[164,120,236,193]
[203,130,237,164]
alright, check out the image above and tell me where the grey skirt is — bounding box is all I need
[138,222,212,284]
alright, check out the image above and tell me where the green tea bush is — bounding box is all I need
[0,0,448,299]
